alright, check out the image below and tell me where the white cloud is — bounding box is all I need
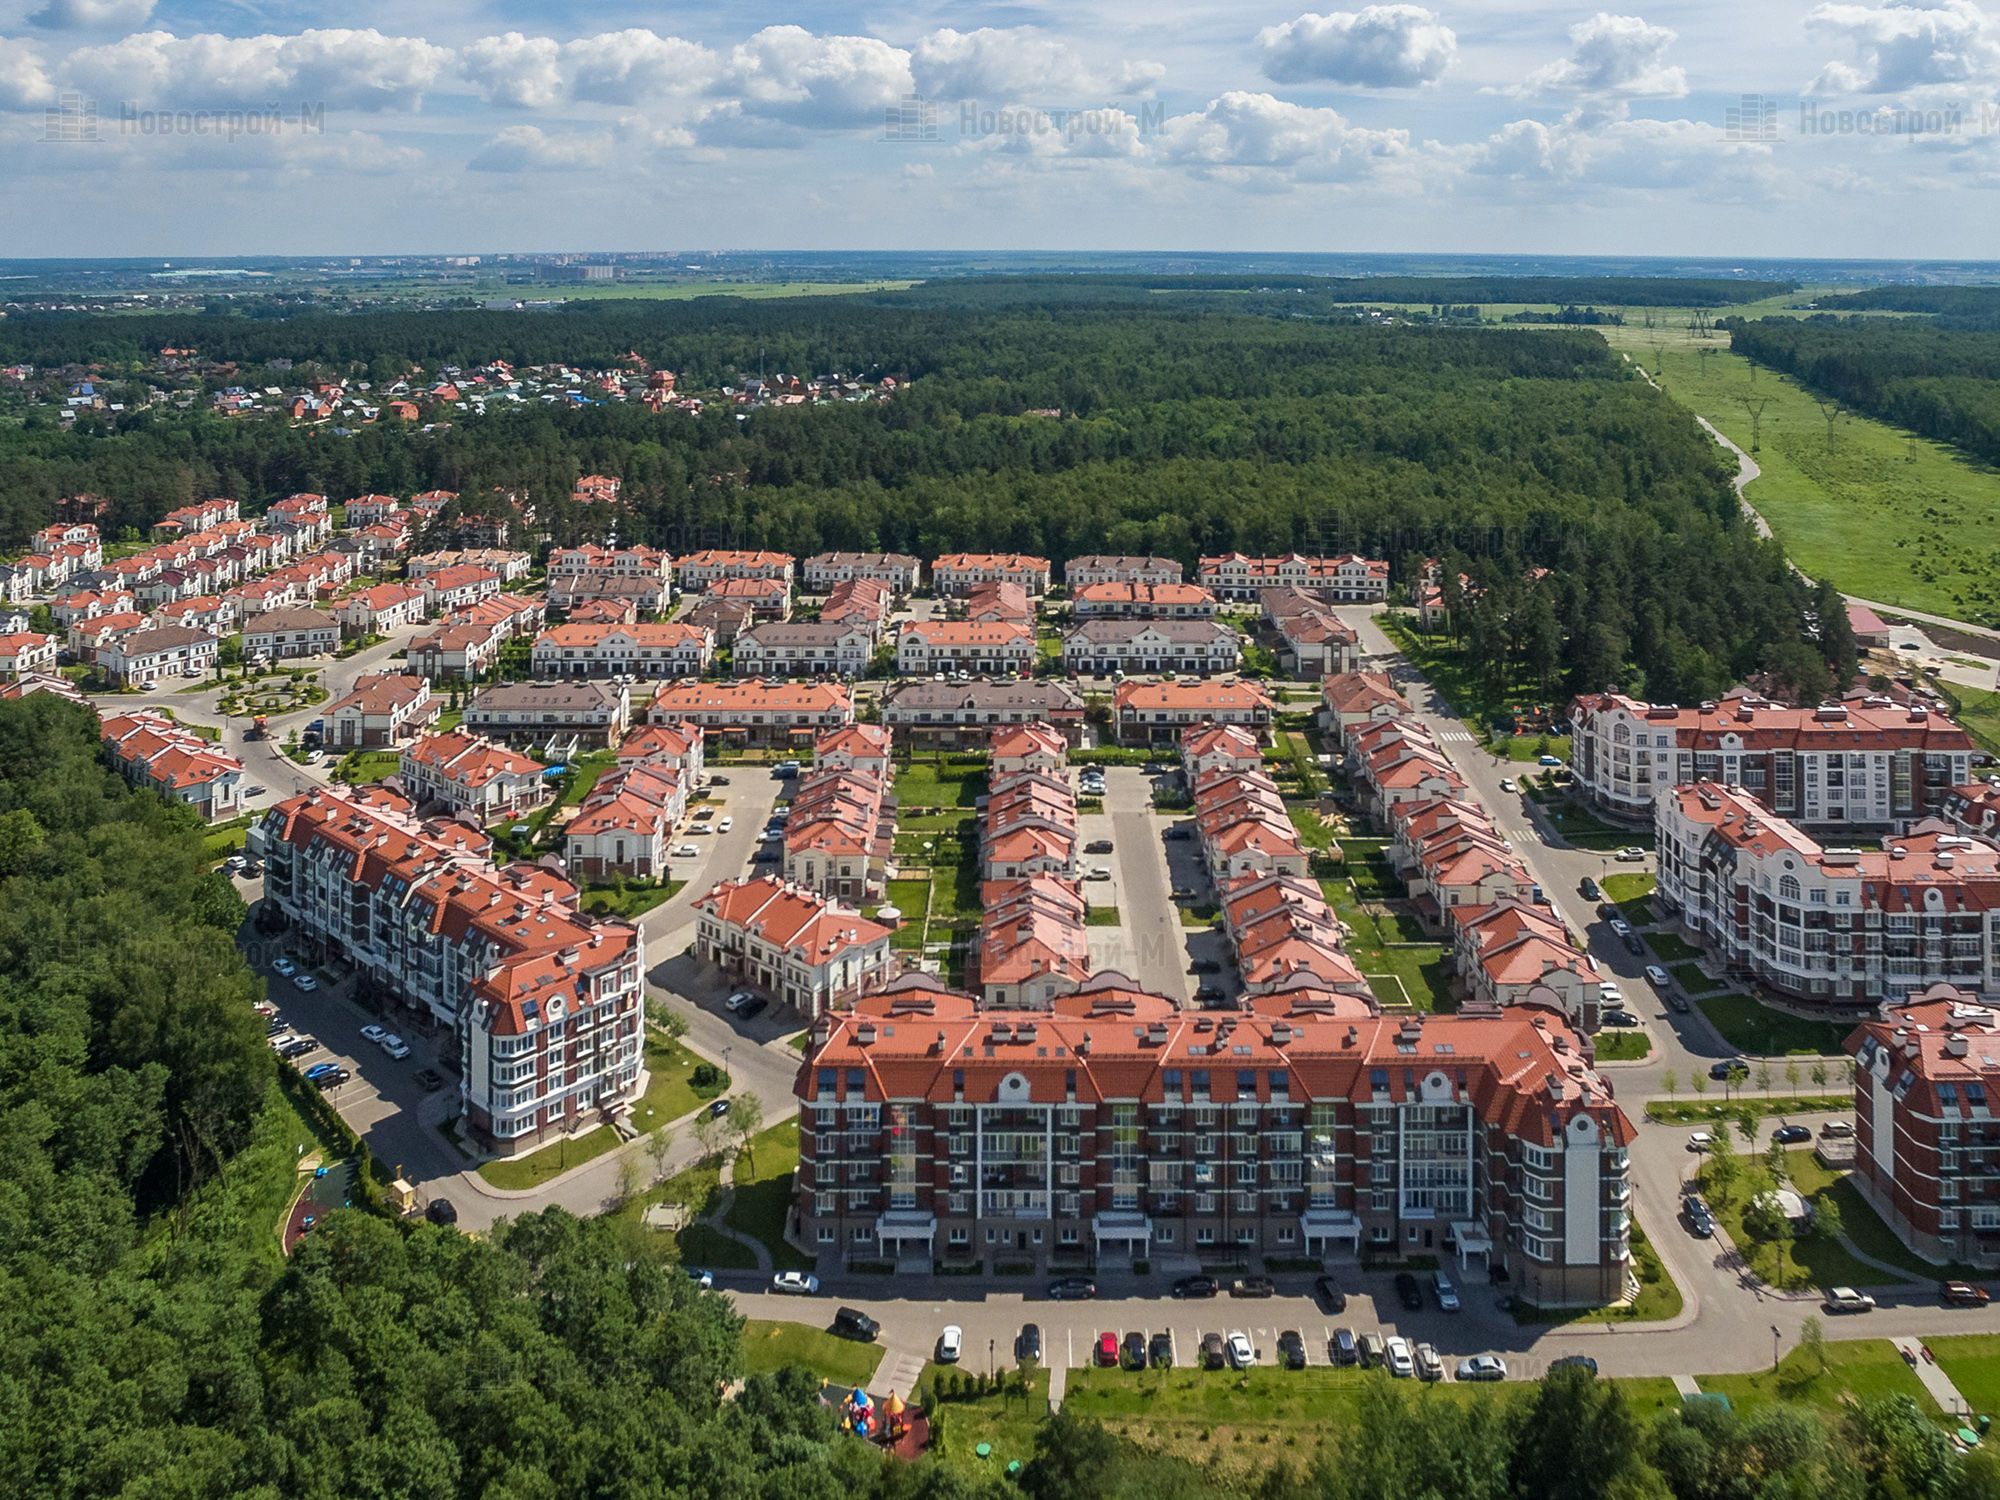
[912,26,1161,101]
[28,0,153,28]
[1153,90,1418,179]
[1257,7,1458,88]
[65,28,452,111]
[469,123,613,172]
[723,26,914,129]
[1806,0,2000,93]
[1467,102,1774,194]
[1514,13,1688,98]
[461,30,720,110]
[0,37,56,107]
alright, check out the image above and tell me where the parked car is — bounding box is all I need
[725,991,755,1012]
[1149,1331,1174,1368]
[1084,839,1113,854]
[673,843,700,858]
[1686,1131,1714,1153]
[835,1307,881,1343]
[1164,826,1192,841]
[1313,1275,1347,1312]
[1709,1059,1749,1082]
[1384,1337,1415,1378]
[771,1271,820,1296]
[1394,1272,1423,1311]
[1579,877,1601,901]
[1085,865,1112,881]
[1094,1331,1120,1368]
[1123,1331,1147,1370]
[1667,993,1691,1013]
[1226,1331,1256,1370]
[1201,1332,1226,1370]
[1358,1332,1386,1368]
[307,1066,348,1087]
[1189,959,1222,975]
[1173,1274,1219,1299]
[1457,1354,1508,1382]
[276,1037,316,1060]
[1602,1010,1641,1028]
[1277,1330,1307,1369]
[1820,1120,1855,1139]
[1017,1323,1043,1363]
[1048,1277,1097,1300]
[1549,1355,1599,1377]
[1823,1286,1876,1314]
[273,957,297,978]
[1773,1124,1812,1145]
[1686,1207,1716,1238]
[1433,1271,1461,1312]
[708,775,731,787]
[414,1068,445,1092]
[360,1024,387,1045]
[1539,754,1565,767]
[1597,901,1621,922]
[381,1036,410,1060]
[931,1322,958,1358]
[1499,777,1517,793]
[294,974,319,992]
[1643,964,1671,988]
[737,998,767,1021]
[1614,845,1646,862]
[707,1098,731,1118]
[1943,1281,1991,1308]
[1609,918,1633,940]
[425,1198,458,1227]
[773,761,801,778]
[1414,1342,1444,1382]
[1330,1328,1359,1366]
[1230,1275,1275,1299]
[687,1268,714,1290]
[717,816,733,833]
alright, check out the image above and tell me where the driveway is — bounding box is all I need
[1082,767,1193,1002]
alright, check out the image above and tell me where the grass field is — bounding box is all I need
[725,1119,812,1272]
[740,1319,881,1388]
[1697,994,1854,1057]
[1696,1338,1942,1418]
[1319,875,1454,1012]
[1786,1150,1980,1283]
[1940,681,2000,758]
[1595,1031,1652,1061]
[1598,317,2000,624]
[926,1369,1051,1473]
[1930,1335,2000,1417]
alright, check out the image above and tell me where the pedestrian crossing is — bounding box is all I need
[1435,728,1478,744]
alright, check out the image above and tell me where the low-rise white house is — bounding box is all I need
[733,622,874,678]
[530,622,713,678]
[1061,620,1241,675]
[245,607,340,661]
[399,730,550,819]
[896,619,1035,676]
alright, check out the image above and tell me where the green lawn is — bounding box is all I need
[1941,681,2000,759]
[1286,803,1337,852]
[476,1125,620,1190]
[1379,618,1561,744]
[1645,1094,1848,1125]
[1930,1335,2000,1417]
[894,758,987,811]
[1602,320,2000,625]
[1602,873,1656,904]
[1697,1339,1943,1418]
[1319,875,1454,1011]
[1669,961,1722,996]
[333,749,401,785]
[1698,994,1855,1057]
[1787,1150,1980,1282]
[725,1120,813,1272]
[1595,1032,1652,1061]
[925,1368,1051,1473]
[579,879,684,919]
[1084,905,1122,927]
[739,1319,881,1388]
[1514,1217,1681,1324]
[1643,931,1705,964]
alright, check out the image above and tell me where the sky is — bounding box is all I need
[0,0,1996,259]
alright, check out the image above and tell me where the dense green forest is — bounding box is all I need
[1812,286,2000,318]
[1729,316,2000,468]
[5,296,1833,704]
[0,637,1988,1496]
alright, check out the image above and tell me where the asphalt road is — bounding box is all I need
[1083,767,1194,1001]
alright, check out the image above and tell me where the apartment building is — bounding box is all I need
[792,977,1634,1301]
[546,571,673,616]
[1655,781,2000,1006]
[547,544,672,581]
[1850,986,2000,1268]
[1112,679,1275,745]
[708,576,793,619]
[399,730,550,820]
[1198,553,1389,602]
[1570,690,1978,831]
[530,622,713,679]
[975,726,1089,1008]
[1070,581,1216,619]
[802,551,922,594]
[101,710,244,822]
[932,553,1052,597]
[734,622,874,679]
[408,549,533,584]
[820,577,894,636]
[258,785,644,1155]
[407,620,507,682]
[0,631,58,680]
[464,680,632,750]
[960,582,1035,626]
[881,678,1087,748]
[1320,672,1406,739]
[1062,620,1241,676]
[1944,779,2000,841]
[645,678,854,748]
[418,564,504,615]
[1064,555,1184,588]
[897,620,1036,677]
[693,875,894,1017]
[99,624,217,687]
[321,672,439,749]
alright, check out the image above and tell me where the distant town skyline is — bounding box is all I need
[1,1,1996,258]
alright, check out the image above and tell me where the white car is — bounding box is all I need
[382,1037,411,1060]
[673,843,700,858]
[1457,1354,1508,1382]
[687,1268,714,1290]
[1608,918,1633,939]
[1615,846,1647,862]
[1225,1331,1255,1369]
[293,974,319,992]
[725,991,755,1013]
[772,1271,820,1296]
[1384,1336,1415,1378]
[1644,964,1672,988]
[938,1325,964,1363]
[273,957,297,977]
[1824,1286,1876,1314]
[1687,1131,1713,1153]
[1433,1270,1461,1312]
[360,1024,388,1045]
[1415,1342,1444,1382]
[1086,866,1112,881]
[717,816,733,833]
[1499,777,1517,793]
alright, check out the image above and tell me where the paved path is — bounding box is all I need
[1896,1336,1977,1419]
[873,1346,930,1399]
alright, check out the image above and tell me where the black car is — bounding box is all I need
[1193,984,1225,1003]
[1149,1331,1174,1368]
[1231,1276,1276,1299]
[1313,1275,1348,1312]
[1017,1323,1043,1363]
[1550,1355,1599,1377]
[1623,932,1645,955]
[277,1037,317,1059]
[709,775,730,786]
[1330,1328,1359,1366]
[1085,839,1114,854]
[425,1198,459,1226]
[1709,1059,1749,1082]
[1164,826,1192,841]
[708,1098,731,1117]
[833,1307,880,1342]
[1394,1272,1423,1311]
[1276,1330,1307,1369]
[1122,1332,1147,1370]
[310,1067,350,1089]
[414,1067,445,1092]
[1200,1332,1227,1370]
[1772,1124,1812,1145]
[1601,1010,1641,1028]
[1048,1277,1097,1300]
[1579,877,1601,901]
[1172,1274,1220,1299]
[1188,959,1222,975]
[1597,901,1620,922]
[737,997,767,1020]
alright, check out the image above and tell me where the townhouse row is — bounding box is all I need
[977,724,1091,1009]
[784,725,897,905]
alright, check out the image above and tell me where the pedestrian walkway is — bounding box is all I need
[693,1158,773,1273]
[1672,1375,1700,1399]
[873,1346,928,1398]
[1047,1361,1068,1410]
[1895,1336,1978,1420]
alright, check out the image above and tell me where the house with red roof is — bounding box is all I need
[399,730,549,820]
[322,672,438,749]
[693,875,893,1017]
[101,710,243,821]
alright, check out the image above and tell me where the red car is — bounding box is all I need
[1095,1331,1119,1367]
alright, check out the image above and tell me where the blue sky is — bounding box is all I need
[0,1,1995,257]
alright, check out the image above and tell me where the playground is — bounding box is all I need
[824,1382,930,1463]
[283,1155,358,1253]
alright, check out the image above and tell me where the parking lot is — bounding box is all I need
[1078,766,1201,1002]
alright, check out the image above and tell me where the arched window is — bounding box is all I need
[1778,874,1801,902]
